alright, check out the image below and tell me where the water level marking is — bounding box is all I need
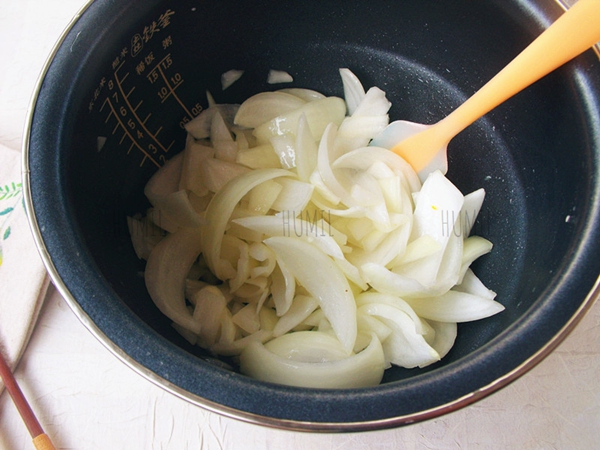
[100,96,161,168]
[152,53,193,118]
[113,62,169,154]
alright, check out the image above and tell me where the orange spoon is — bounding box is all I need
[372,0,600,181]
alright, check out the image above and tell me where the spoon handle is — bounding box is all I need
[439,0,600,138]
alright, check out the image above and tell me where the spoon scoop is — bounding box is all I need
[372,0,600,181]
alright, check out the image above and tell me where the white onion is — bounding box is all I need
[201,168,292,280]
[253,97,346,144]
[359,302,439,368]
[264,236,357,353]
[135,68,503,389]
[270,256,296,316]
[339,68,365,115]
[221,69,244,90]
[278,88,326,102]
[273,295,320,337]
[192,285,228,347]
[184,104,239,140]
[233,215,345,259]
[425,320,457,359]
[454,268,497,300]
[294,113,319,181]
[239,332,385,388]
[234,91,306,129]
[352,86,391,117]
[144,227,203,334]
[404,290,505,322]
[267,69,294,84]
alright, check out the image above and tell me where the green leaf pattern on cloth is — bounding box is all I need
[0,181,23,267]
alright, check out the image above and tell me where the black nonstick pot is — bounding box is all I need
[24,0,600,430]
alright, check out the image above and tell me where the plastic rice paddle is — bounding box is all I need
[372,0,600,181]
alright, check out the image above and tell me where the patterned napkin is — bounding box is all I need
[0,143,50,392]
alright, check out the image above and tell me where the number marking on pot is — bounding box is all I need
[91,8,202,169]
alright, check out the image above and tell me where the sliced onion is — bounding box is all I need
[144,151,205,229]
[247,179,282,215]
[271,257,296,316]
[259,307,279,332]
[127,216,164,260]
[269,134,297,169]
[192,285,228,347]
[200,158,251,193]
[144,151,183,202]
[405,290,505,323]
[236,144,282,169]
[239,332,385,388]
[151,190,206,229]
[218,309,238,345]
[294,113,318,182]
[180,138,214,197]
[234,91,306,129]
[201,169,293,280]
[352,86,391,117]
[248,242,277,278]
[279,88,326,102]
[270,178,314,213]
[184,104,239,140]
[388,235,442,268]
[407,170,464,286]
[339,68,365,115]
[362,262,437,298]
[211,110,234,142]
[253,97,346,144]
[223,236,251,293]
[211,329,272,356]
[211,110,238,162]
[144,227,203,334]
[232,302,261,334]
[425,320,457,359]
[308,171,342,207]
[146,207,180,234]
[356,291,425,334]
[356,311,393,343]
[454,268,497,300]
[316,123,355,205]
[426,229,464,295]
[337,115,390,147]
[221,69,244,90]
[334,257,368,290]
[264,236,357,353]
[332,146,421,194]
[135,68,504,386]
[347,221,411,268]
[267,69,294,84]
[412,170,464,241]
[273,295,320,337]
[458,236,493,283]
[233,215,344,259]
[461,188,486,236]
[360,302,440,368]
[266,331,350,362]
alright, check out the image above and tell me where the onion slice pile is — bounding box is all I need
[130,69,503,389]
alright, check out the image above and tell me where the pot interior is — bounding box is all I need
[27,0,600,427]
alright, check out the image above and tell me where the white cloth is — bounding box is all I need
[0,144,49,391]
